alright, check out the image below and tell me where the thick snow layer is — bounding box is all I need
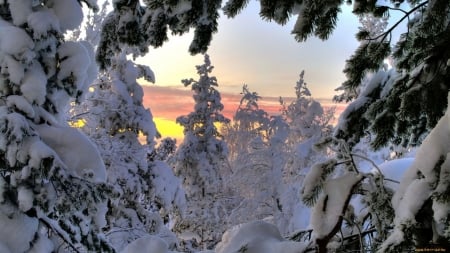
[1,55,24,84]
[21,62,47,105]
[34,124,106,182]
[311,173,363,239]
[302,159,336,202]
[0,203,39,253]
[374,158,414,190]
[17,186,34,212]
[121,235,169,253]
[27,137,57,170]
[392,101,450,209]
[48,0,84,31]
[215,221,308,253]
[6,95,35,118]
[168,0,192,16]
[27,9,61,38]
[0,21,34,56]
[7,0,33,26]
[151,161,186,210]
[57,41,94,92]
[381,92,450,249]
[27,233,54,253]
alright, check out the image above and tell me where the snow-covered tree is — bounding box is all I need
[172,54,230,251]
[76,53,187,251]
[223,85,271,163]
[70,4,185,251]
[281,70,333,145]
[0,0,117,252]
[223,86,285,229]
[280,70,334,173]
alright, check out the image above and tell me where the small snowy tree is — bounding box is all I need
[0,0,116,252]
[226,117,289,230]
[280,70,333,145]
[280,70,334,174]
[172,54,230,250]
[223,84,271,164]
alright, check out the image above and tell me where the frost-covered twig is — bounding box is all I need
[351,153,382,174]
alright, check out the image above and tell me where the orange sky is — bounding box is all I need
[141,85,346,141]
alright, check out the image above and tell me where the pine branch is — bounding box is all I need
[365,1,429,43]
[39,215,83,253]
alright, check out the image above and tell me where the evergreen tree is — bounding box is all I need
[223,85,285,231]
[223,84,271,163]
[378,93,450,251]
[172,54,230,251]
[75,53,186,251]
[333,1,450,149]
[226,117,288,231]
[70,5,185,251]
[0,0,115,252]
[280,70,334,171]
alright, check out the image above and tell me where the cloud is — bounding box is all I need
[142,85,292,120]
[142,85,347,140]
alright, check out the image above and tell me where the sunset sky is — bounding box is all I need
[136,2,362,140]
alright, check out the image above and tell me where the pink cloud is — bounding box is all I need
[142,85,347,124]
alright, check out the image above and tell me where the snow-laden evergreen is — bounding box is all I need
[0,0,116,251]
[70,5,186,252]
[172,54,230,251]
[380,92,450,251]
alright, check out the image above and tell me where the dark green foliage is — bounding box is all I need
[292,0,341,42]
[223,0,250,18]
[97,0,221,70]
[333,0,450,149]
[340,42,391,100]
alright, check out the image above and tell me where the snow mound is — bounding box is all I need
[34,124,106,182]
[48,0,83,31]
[215,220,308,253]
[121,235,169,253]
[374,158,414,190]
[0,203,39,253]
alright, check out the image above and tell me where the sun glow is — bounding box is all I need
[154,117,184,141]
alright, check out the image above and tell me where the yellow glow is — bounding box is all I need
[154,117,184,141]
[69,118,86,128]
